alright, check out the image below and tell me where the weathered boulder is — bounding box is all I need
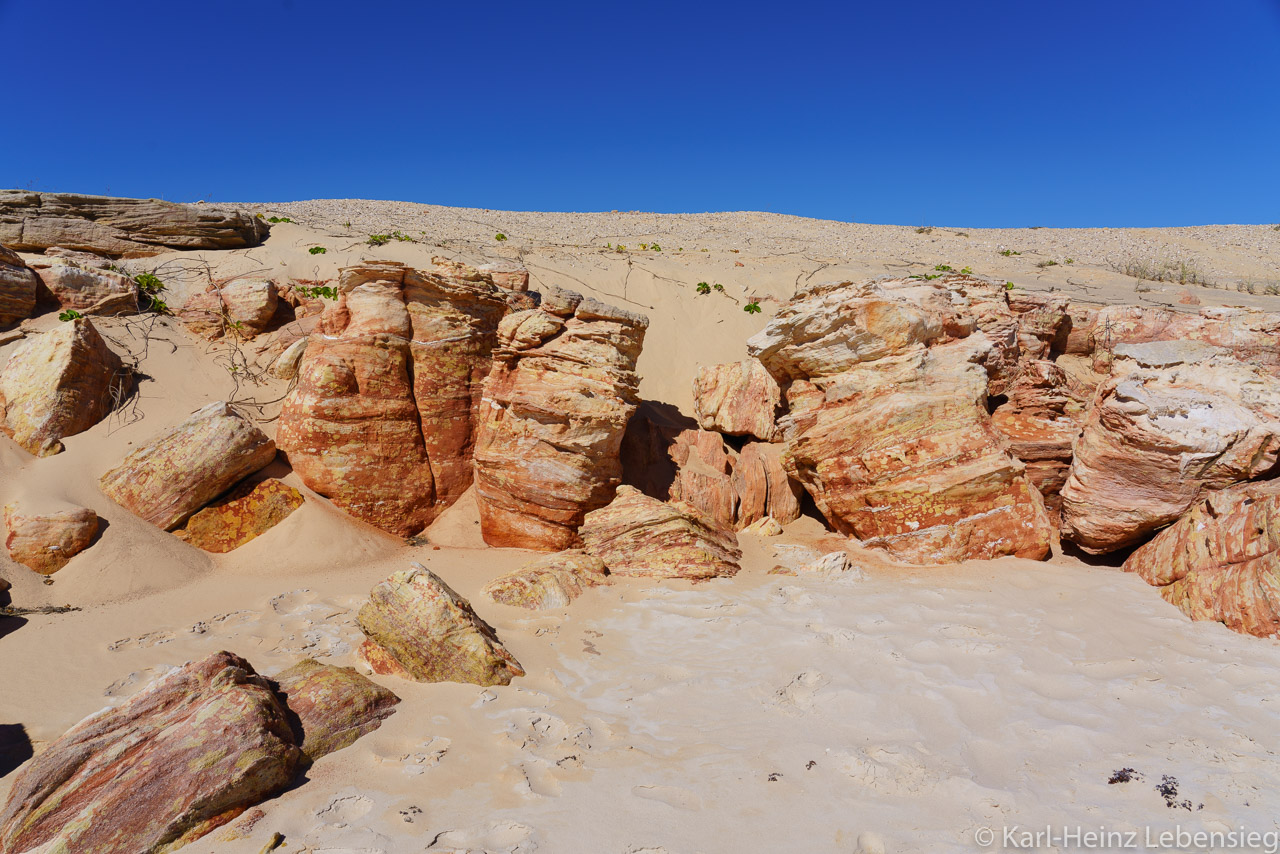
[269,337,308,379]
[741,515,784,536]
[990,359,1088,520]
[357,565,525,686]
[732,441,803,528]
[667,428,740,528]
[173,478,304,552]
[580,485,742,579]
[1061,354,1280,553]
[100,402,277,531]
[180,278,278,338]
[474,291,648,550]
[0,191,268,257]
[0,318,127,455]
[4,502,98,574]
[1123,481,1280,637]
[272,658,400,765]
[30,259,138,316]
[1070,305,1280,373]
[278,261,512,536]
[0,244,37,326]
[482,550,609,610]
[692,359,781,441]
[0,651,301,854]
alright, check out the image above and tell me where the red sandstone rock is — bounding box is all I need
[4,502,98,574]
[692,359,781,441]
[667,428,740,528]
[732,441,803,528]
[272,658,400,765]
[173,478,304,553]
[31,259,139,316]
[181,278,279,338]
[482,550,609,610]
[0,244,37,326]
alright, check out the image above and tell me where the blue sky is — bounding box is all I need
[3,0,1278,226]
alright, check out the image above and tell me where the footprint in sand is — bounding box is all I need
[426,820,537,853]
[316,794,375,825]
[774,670,829,713]
[631,784,702,810]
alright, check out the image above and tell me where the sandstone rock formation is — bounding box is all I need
[269,337,307,379]
[0,318,127,455]
[357,565,525,686]
[0,191,268,257]
[732,441,803,528]
[483,550,609,610]
[30,259,138,316]
[278,261,513,537]
[100,402,277,531]
[692,359,781,440]
[473,290,648,550]
[1069,304,1280,373]
[174,478,304,552]
[667,428,740,528]
[272,658,401,765]
[1061,352,1280,553]
[0,244,37,326]
[180,278,279,338]
[1124,481,1280,637]
[750,278,1054,564]
[0,651,301,854]
[741,515,784,536]
[4,502,98,574]
[580,485,742,579]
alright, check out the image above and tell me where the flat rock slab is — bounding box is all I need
[174,478,304,553]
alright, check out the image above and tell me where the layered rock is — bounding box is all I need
[483,550,609,610]
[1123,481,1280,637]
[474,290,648,549]
[100,402,277,531]
[1070,305,1280,373]
[357,565,524,686]
[1061,352,1280,553]
[692,359,781,440]
[0,651,301,854]
[667,428,740,528]
[0,191,268,257]
[732,441,803,528]
[30,259,138,316]
[174,478,304,552]
[0,244,37,326]
[749,278,1054,564]
[580,485,742,579]
[180,278,278,338]
[272,658,401,765]
[4,502,98,574]
[0,318,127,455]
[278,261,513,536]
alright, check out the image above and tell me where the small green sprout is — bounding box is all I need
[1005,281,1015,290]
[367,234,390,246]
[999,249,1021,257]
[58,309,82,321]
[308,246,327,255]
[266,216,293,224]
[935,264,953,272]
[960,266,973,275]
[696,282,711,295]
[296,284,339,300]
[495,233,507,242]
[744,300,763,314]
[713,283,725,292]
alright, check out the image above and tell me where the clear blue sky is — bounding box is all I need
[4,0,1278,226]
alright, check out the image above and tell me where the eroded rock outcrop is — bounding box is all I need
[1069,305,1280,374]
[693,359,781,441]
[174,478,304,553]
[357,565,525,686]
[580,485,742,579]
[272,658,400,765]
[0,318,127,455]
[180,278,278,338]
[278,261,513,536]
[474,290,647,550]
[483,550,609,610]
[1124,481,1280,637]
[30,259,139,316]
[0,244,38,326]
[4,502,98,574]
[0,651,301,854]
[732,441,803,528]
[1061,351,1280,553]
[0,191,268,257]
[100,402,277,531]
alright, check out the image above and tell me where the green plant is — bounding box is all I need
[58,308,82,322]
[255,213,264,220]
[343,220,352,229]
[639,243,648,251]
[744,300,762,314]
[606,243,612,249]
[713,283,725,292]
[696,282,711,295]
[960,266,973,275]
[1036,260,1059,268]
[1064,258,1075,264]
[391,230,413,242]
[367,234,390,246]
[999,249,1021,257]
[296,284,339,300]
[916,226,934,234]
[308,246,327,255]
[615,244,626,252]
[1005,281,1015,290]
[955,231,969,237]
[1113,257,1210,286]
[935,264,953,272]
[132,272,169,313]
[266,216,293,224]
[651,243,661,252]
[495,233,507,242]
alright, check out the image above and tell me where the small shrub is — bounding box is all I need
[960,266,972,275]
[134,272,164,294]
[639,243,648,251]
[744,300,762,314]
[935,264,953,272]
[955,231,969,237]
[713,283,725,292]
[615,244,626,252]
[296,284,339,300]
[1113,257,1210,286]
[696,282,711,295]
[342,220,352,229]
[308,246,327,255]
[367,234,390,246]
[265,216,293,224]
[391,230,414,242]
[495,233,507,242]
[915,226,934,234]
[58,308,82,321]
[1064,258,1075,264]
[651,243,662,252]
[1036,260,1059,268]
[999,249,1021,257]
[1005,281,1015,290]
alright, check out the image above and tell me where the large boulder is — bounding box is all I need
[278,261,513,537]
[662,428,803,530]
[692,359,781,441]
[100,402,277,531]
[0,318,127,456]
[272,658,400,765]
[0,651,301,854]
[732,441,803,528]
[173,478,304,553]
[1123,481,1280,638]
[482,550,609,610]
[180,278,278,338]
[4,501,98,574]
[580,485,742,579]
[1061,352,1280,553]
[30,259,139,316]
[0,244,37,326]
[0,191,268,257]
[749,278,1054,564]
[473,290,648,550]
[357,565,525,686]
[1070,305,1280,374]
